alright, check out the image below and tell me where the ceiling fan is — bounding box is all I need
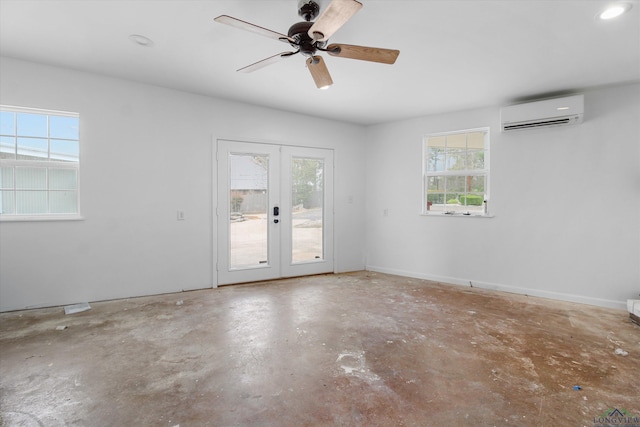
[214,0,400,89]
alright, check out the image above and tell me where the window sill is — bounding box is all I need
[0,215,84,222]
[421,212,494,218]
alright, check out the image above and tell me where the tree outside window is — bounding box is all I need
[423,128,489,215]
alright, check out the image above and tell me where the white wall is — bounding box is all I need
[365,83,640,309]
[2,57,638,312]
[0,57,367,312]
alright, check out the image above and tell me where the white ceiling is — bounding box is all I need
[1,0,639,125]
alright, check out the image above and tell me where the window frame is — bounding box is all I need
[0,105,82,221]
[422,127,491,217]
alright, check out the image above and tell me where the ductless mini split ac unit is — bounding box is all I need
[500,94,584,132]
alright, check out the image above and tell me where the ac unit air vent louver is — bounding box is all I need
[501,95,584,132]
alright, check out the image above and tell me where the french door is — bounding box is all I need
[216,140,334,285]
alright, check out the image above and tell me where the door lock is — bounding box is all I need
[273,206,279,223]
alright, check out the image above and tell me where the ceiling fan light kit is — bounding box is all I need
[214,0,400,89]
[307,56,333,89]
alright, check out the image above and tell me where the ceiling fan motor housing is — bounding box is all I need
[288,21,324,57]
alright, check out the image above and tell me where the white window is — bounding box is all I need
[0,106,80,220]
[423,128,489,216]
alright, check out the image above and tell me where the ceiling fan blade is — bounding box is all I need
[238,51,298,73]
[306,56,333,89]
[326,43,400,64]
[308,0,363,41]
[214,15,294,43]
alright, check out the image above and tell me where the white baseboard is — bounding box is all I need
[365,265,627,310]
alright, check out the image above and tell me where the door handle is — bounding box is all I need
[273,206,279,223]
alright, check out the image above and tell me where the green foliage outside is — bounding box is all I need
[427,193,484,206]
[427,193,444,204]
[292,159,323,208]
[459,194,484,205]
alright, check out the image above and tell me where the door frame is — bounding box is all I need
[213,138,335,286]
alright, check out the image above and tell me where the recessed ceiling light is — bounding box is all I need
[128,34,154,47]
[597,3,632,20]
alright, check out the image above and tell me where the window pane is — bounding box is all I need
[427,175,444,192]
[0,111,16,135]
[50,190,77,214]
[16,167,46,189]
[445,175,466,194]
[291,157,324,263]
[426,176,444,212]
[0,167,13,189]
[466,149,485,170]
[49,169,77,190]
[460,192,484,206]
[426,147,445,172]
[0,190,15,214]
[50,139,79,162]
[444,176,466,209]
[17,113,48,138]
[468,175,486,193]
[17,137,48,160]
[427,135,446,148]
[446,149,466,171]
[427,193,445,204]
[446,133,467,149]
[49,116,79,140]
[16,190,47,214]
[0,136,16,159]
[467,131,485,149]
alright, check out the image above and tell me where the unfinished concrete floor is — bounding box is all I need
[1,272,638,426]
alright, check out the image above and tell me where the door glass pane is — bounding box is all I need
[291,157,323,263]
[229,153,269,268]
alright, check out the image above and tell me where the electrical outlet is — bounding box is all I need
[177,210,185,220]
